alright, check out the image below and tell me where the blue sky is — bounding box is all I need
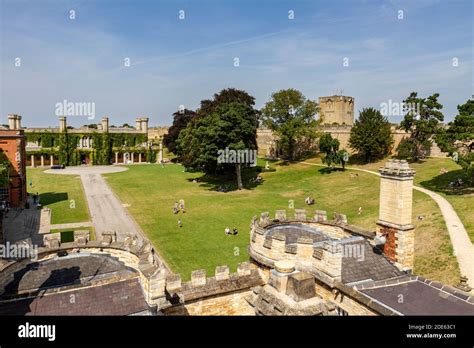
[0,0,472,127]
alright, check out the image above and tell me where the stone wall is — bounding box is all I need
[257,125,448,157]
[164,289,255,315]
[163,262,265,315]
[315,281,378,315]
[249,210,373,286]
[147,127,169,141]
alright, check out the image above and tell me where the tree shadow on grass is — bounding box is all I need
[186,165,266,192]
[419,169,473,196]
[318,167,346,175]
[39,192,69,205]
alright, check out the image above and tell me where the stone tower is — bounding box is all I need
[140,117,149,134]
[376,160,416,271]
[8,114,21,130]
[318,95,354,125]
[59,116,67,132]
[101,116,109,133]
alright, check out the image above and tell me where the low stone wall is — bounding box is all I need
[163,262,265,315]
[0,236,169,310]
[164,289,255,315]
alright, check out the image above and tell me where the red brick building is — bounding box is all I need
[0,129,27,208]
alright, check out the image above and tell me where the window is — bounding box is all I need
[0,188,9,202]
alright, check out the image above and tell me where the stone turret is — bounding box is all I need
[376,160,416,271]
[101,116,109,133]
[140,117,149,133]
[8,114,21,130]
[135,118,142,131]
[59,116,67,132]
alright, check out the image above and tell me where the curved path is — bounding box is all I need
[301,161,474,288]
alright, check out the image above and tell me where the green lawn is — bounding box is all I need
[26,168,89,224]
[104,160,460,284]
[306,156,474,242]
[410,158,474,243]
[50,226,96,243]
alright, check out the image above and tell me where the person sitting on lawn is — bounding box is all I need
[225,227,231,235]
[173,201,179,214]
[305,196,315,205]
[179,199,185,213]
[232,227,238,235]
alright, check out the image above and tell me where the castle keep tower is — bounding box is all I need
[376,160,416,271]
[319,95,354,125]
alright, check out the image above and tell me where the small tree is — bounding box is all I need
[319,133,348,169]
[163,108,198,155]
[399,92,444,161]
[261,89,320,160]
[349,107,393,162]
[436,99,474,184]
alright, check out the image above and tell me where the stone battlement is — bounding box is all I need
[249,210,373,286]
[165,262,265,303]
[0,233,169,309]
[379,159,416,177]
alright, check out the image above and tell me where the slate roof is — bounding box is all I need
[265,223,329,245]
[1,253,136,297]
[341,240,403,284]
[360,279,474,315]
[0,278,150,315]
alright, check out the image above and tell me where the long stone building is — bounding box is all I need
[5,114,167,167]
[2,95,447,169]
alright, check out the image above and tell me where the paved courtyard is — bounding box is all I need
[45,166,147,248]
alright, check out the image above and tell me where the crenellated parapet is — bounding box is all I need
[164,262,265,304]
[249,210,373,286]
[1,232,169,309]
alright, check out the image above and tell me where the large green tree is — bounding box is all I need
[436,99,474,183]
[197,88,256,117]
[163,108,198,155]
[399,92,444,161]
[261,89,320,160]
[177,98,258,190]
[349,107,393,162]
